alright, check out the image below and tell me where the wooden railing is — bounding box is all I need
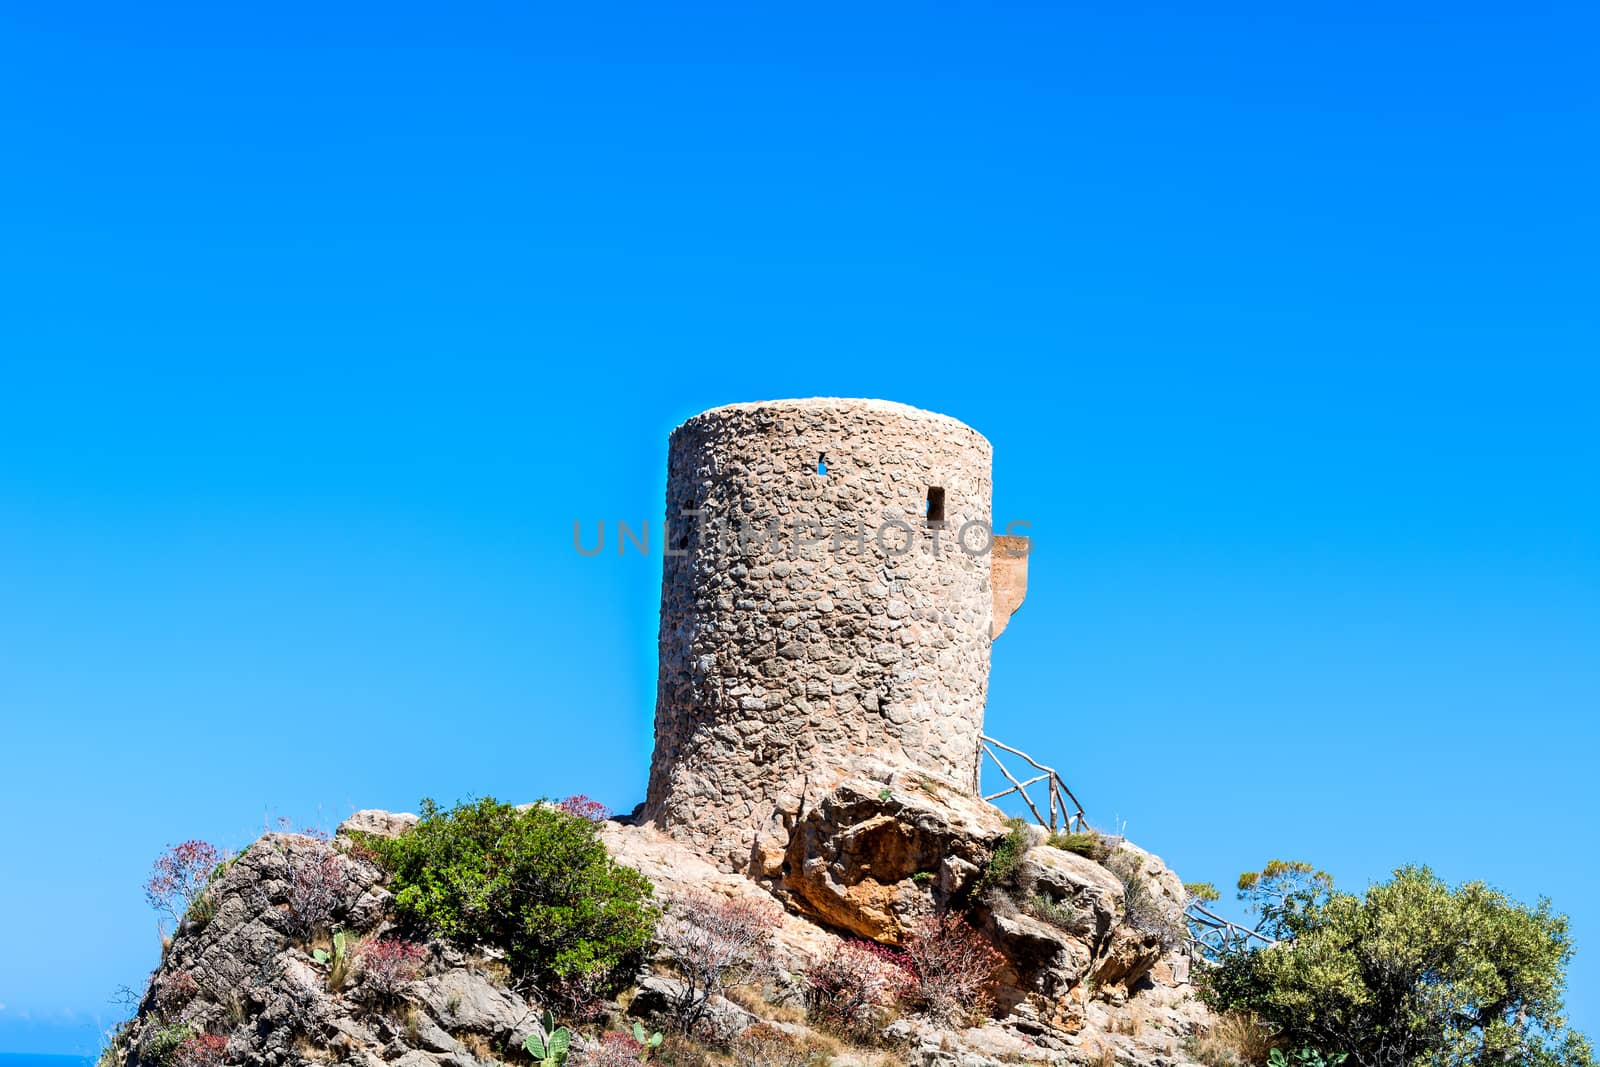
[979,733,1282,964]
[1184,902,1279,962]
[979,735,1089,834]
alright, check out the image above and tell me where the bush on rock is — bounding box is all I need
[362,796,658,998]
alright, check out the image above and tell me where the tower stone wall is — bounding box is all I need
[643,398,1021,870]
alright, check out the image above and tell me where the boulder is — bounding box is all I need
[1016,845,1124,938]
[599,819,838,968]
[338,809,420,840]
[777,765,1012,943]
[411,968,535,1043]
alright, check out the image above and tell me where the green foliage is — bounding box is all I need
[364,797,658,993]
[1235,859,1333,940]
[975,818,1029,895]
[188,857,239,929]
[312,929,352,991]
[523,1010,572,1067]
[877,787,894,802]
[310,931,336,964]
[1186,881,1221,904]
[1022,892,1082,931]
[1268,1051,1346,1067]
[188,894,217,929]
[96,1029,128,1067]
[1203,864,1595,1067]
[139,1023,194,1066]
[911,870,934,885]
[1047,829,1114,863]
[632,1021,665,1061]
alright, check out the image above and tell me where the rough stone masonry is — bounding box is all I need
[642,398,1028,871]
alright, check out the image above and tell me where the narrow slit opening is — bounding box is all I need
[816,452,828,476]
[926,486,946,525]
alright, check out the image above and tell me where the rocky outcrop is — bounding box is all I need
[336,811,419,841]
[606,806,1212,1067]
[977,837,1192,1017]
[776,766,1012,943]
[112,831,545,1067]
[112,793,1210,1067]
[733,764,1206,1048]
[597,819,838,968]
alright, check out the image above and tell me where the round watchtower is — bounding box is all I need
[643,398,1010,871]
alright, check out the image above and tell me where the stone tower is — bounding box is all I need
[643,398,1027,871]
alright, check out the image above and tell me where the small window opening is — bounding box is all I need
[925,486,946,525]
[816,452,828,477]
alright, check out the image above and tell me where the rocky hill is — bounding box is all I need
[104,761,1213,1067]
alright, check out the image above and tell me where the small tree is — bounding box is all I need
[172,1033,228,1067]
[654,892,781,1033]
[901,913,1002,1025]
[805,939,912,1037]
[356,937,427,998]
[1202,864,1595,1067]
[730,1023,820,1067]
[278,839,349,942]
[145,841,223,928]
[1235,858,1333,940]
[559,795,611,822]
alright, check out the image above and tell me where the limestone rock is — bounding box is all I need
[975,842,1133,1010]
[113,806,1212,1067]
[627,975,757,1042]
[112,830,538,1067]
[778,764,1012,943]
[338,809,420,840]
[599,819,838,967]
[411,968,535,1043]
[1017,845,1125,936]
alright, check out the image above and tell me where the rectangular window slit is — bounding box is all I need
[926,486,946,525]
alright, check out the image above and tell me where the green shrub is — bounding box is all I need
[1104,850,1185,951]
[1022,892,1081,931]
[362,797,658,995]
[1267,1051,1345,1067]
[138,1024,194,1066]
[96,1029,129,1067]
[1047,829,1115,863]
[1202,863,1595,1067]
[974,818,1028,895]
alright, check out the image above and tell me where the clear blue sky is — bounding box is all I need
[1,0,1596,1055]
